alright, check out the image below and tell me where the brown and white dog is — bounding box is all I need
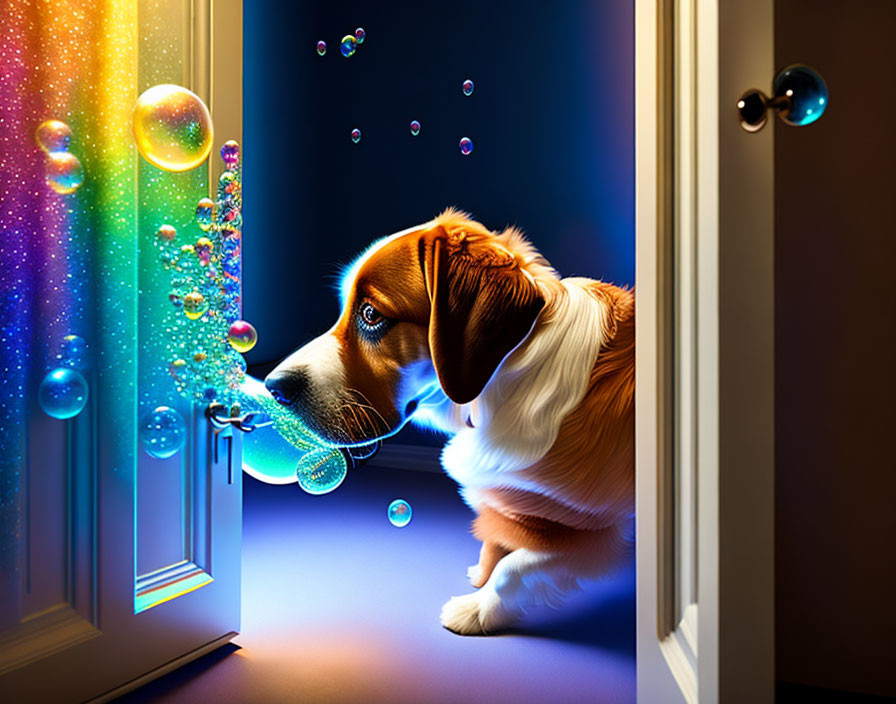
[265,209,634,635]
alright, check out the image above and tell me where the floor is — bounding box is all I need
[117,464,636,704]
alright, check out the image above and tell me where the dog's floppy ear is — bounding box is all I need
[420,226,544,405]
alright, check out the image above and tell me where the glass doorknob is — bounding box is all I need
[737,64,828,132]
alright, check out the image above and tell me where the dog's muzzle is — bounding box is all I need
[264,368,310,407]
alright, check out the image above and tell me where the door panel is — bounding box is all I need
[0,2,243,701]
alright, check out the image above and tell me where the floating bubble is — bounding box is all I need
[195,236,213,264]
[57,334,89,371]
[139,406,187,459]
[195,197,215,231]
[183,291,208,320]
[221,140,240,168]
[388,499,412,527]
[169,292,183,308]
[132,84,214,172]
[317,40,327,56]
[228,320,257,353]
[462,79,474,96]
[45,152,83,194]
[354,27,366,43]
[39,368,88,420]
[35,119,72,153]
[459,137,473,155]
[296,447,348,495]
[157,224,177,241]
[351,128,361,144]
[340,35,358,57]
[410,120,421,136]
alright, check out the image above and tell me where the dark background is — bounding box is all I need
[242,0,635,371]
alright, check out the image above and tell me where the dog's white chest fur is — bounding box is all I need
[412,278,609,500]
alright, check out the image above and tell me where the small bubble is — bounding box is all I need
[220,140,240,168]
[354,27,366,43]
[410,120,421,136]
[351,128,361,144]
[316,40,327,56]
[157,224,176,241]
[340,35,358,57]
[459,137,473,156]
[35,119,72,153]
[195,197,215,231]
[45,152,84,194]
[388,499,412,527]
[462,79,474,96]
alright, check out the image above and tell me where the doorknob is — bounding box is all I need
[737,64,828,132]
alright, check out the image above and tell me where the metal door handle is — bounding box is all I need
[738,64,828,132]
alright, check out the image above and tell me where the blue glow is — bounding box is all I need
[296,447,347,494]
[38,368,89,419]
[139,406,187,459]
[773,64,829,127]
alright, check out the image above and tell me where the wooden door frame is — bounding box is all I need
[635,0,776,701]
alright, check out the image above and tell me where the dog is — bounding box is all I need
[265,209,634,635]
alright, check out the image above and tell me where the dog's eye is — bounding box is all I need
[359,302,385,327]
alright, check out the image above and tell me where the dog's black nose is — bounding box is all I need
[264,368,309,407]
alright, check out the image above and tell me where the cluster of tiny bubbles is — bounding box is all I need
[354,27,366,43]
[388,499,413,527]
[459,137,474,155]
[462,79,475,96]
[410,120,421,136]
[195,197,215,231]
[227,320,258,353]
[138,406,187,459]
[132,84,214,172]
[351,128,361,144]
[340,34,358,57]
[38,368,89,420]
[317,40,327,56]
[56,334,89,372]
[161,141,247,405]
[45,150,84,195]
[296,447,348,495]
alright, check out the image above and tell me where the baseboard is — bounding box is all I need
[365,443,442,473]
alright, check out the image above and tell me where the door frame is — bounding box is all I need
[635,0,776,701]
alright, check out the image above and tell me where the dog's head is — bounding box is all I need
[265,211,546,446]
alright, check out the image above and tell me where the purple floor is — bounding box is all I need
[118,464,636,703]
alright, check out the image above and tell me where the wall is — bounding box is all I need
[775,0,896,697]
[242,0,635,370]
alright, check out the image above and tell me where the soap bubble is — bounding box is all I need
[340,35,358,57]
[45,151,84,194]
[221,140,240,168]
[39,368,89,419]
[296,448,348,495]
[35,119,72,153]
[462,79,474,96]
[132,84,214,172]
[195,236,213,264]
[228,320,257,353]
[195,197,215,231]
[459,137,473,155]
[57,334,89,371]
[351,128,361,144]
[354,27,366,43]
[317,40,327,56]
[183,291,208,320]
[242,401,306,484]
[157,224,177,241]
[139,406,187,459]
[410,120,421,136]
[388,499,412,527]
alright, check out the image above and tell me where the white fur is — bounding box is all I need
[416,278,610,503]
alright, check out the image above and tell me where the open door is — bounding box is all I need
[0,2,243,702]
[636,0,776,701]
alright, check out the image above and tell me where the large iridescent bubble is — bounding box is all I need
[139,406,187,459]
[132,84,214,172]
[39,368,89,419]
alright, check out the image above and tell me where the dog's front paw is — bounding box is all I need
[440,590,510,635]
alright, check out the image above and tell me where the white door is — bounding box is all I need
[636,0,777,701]
[0,2,244,702]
